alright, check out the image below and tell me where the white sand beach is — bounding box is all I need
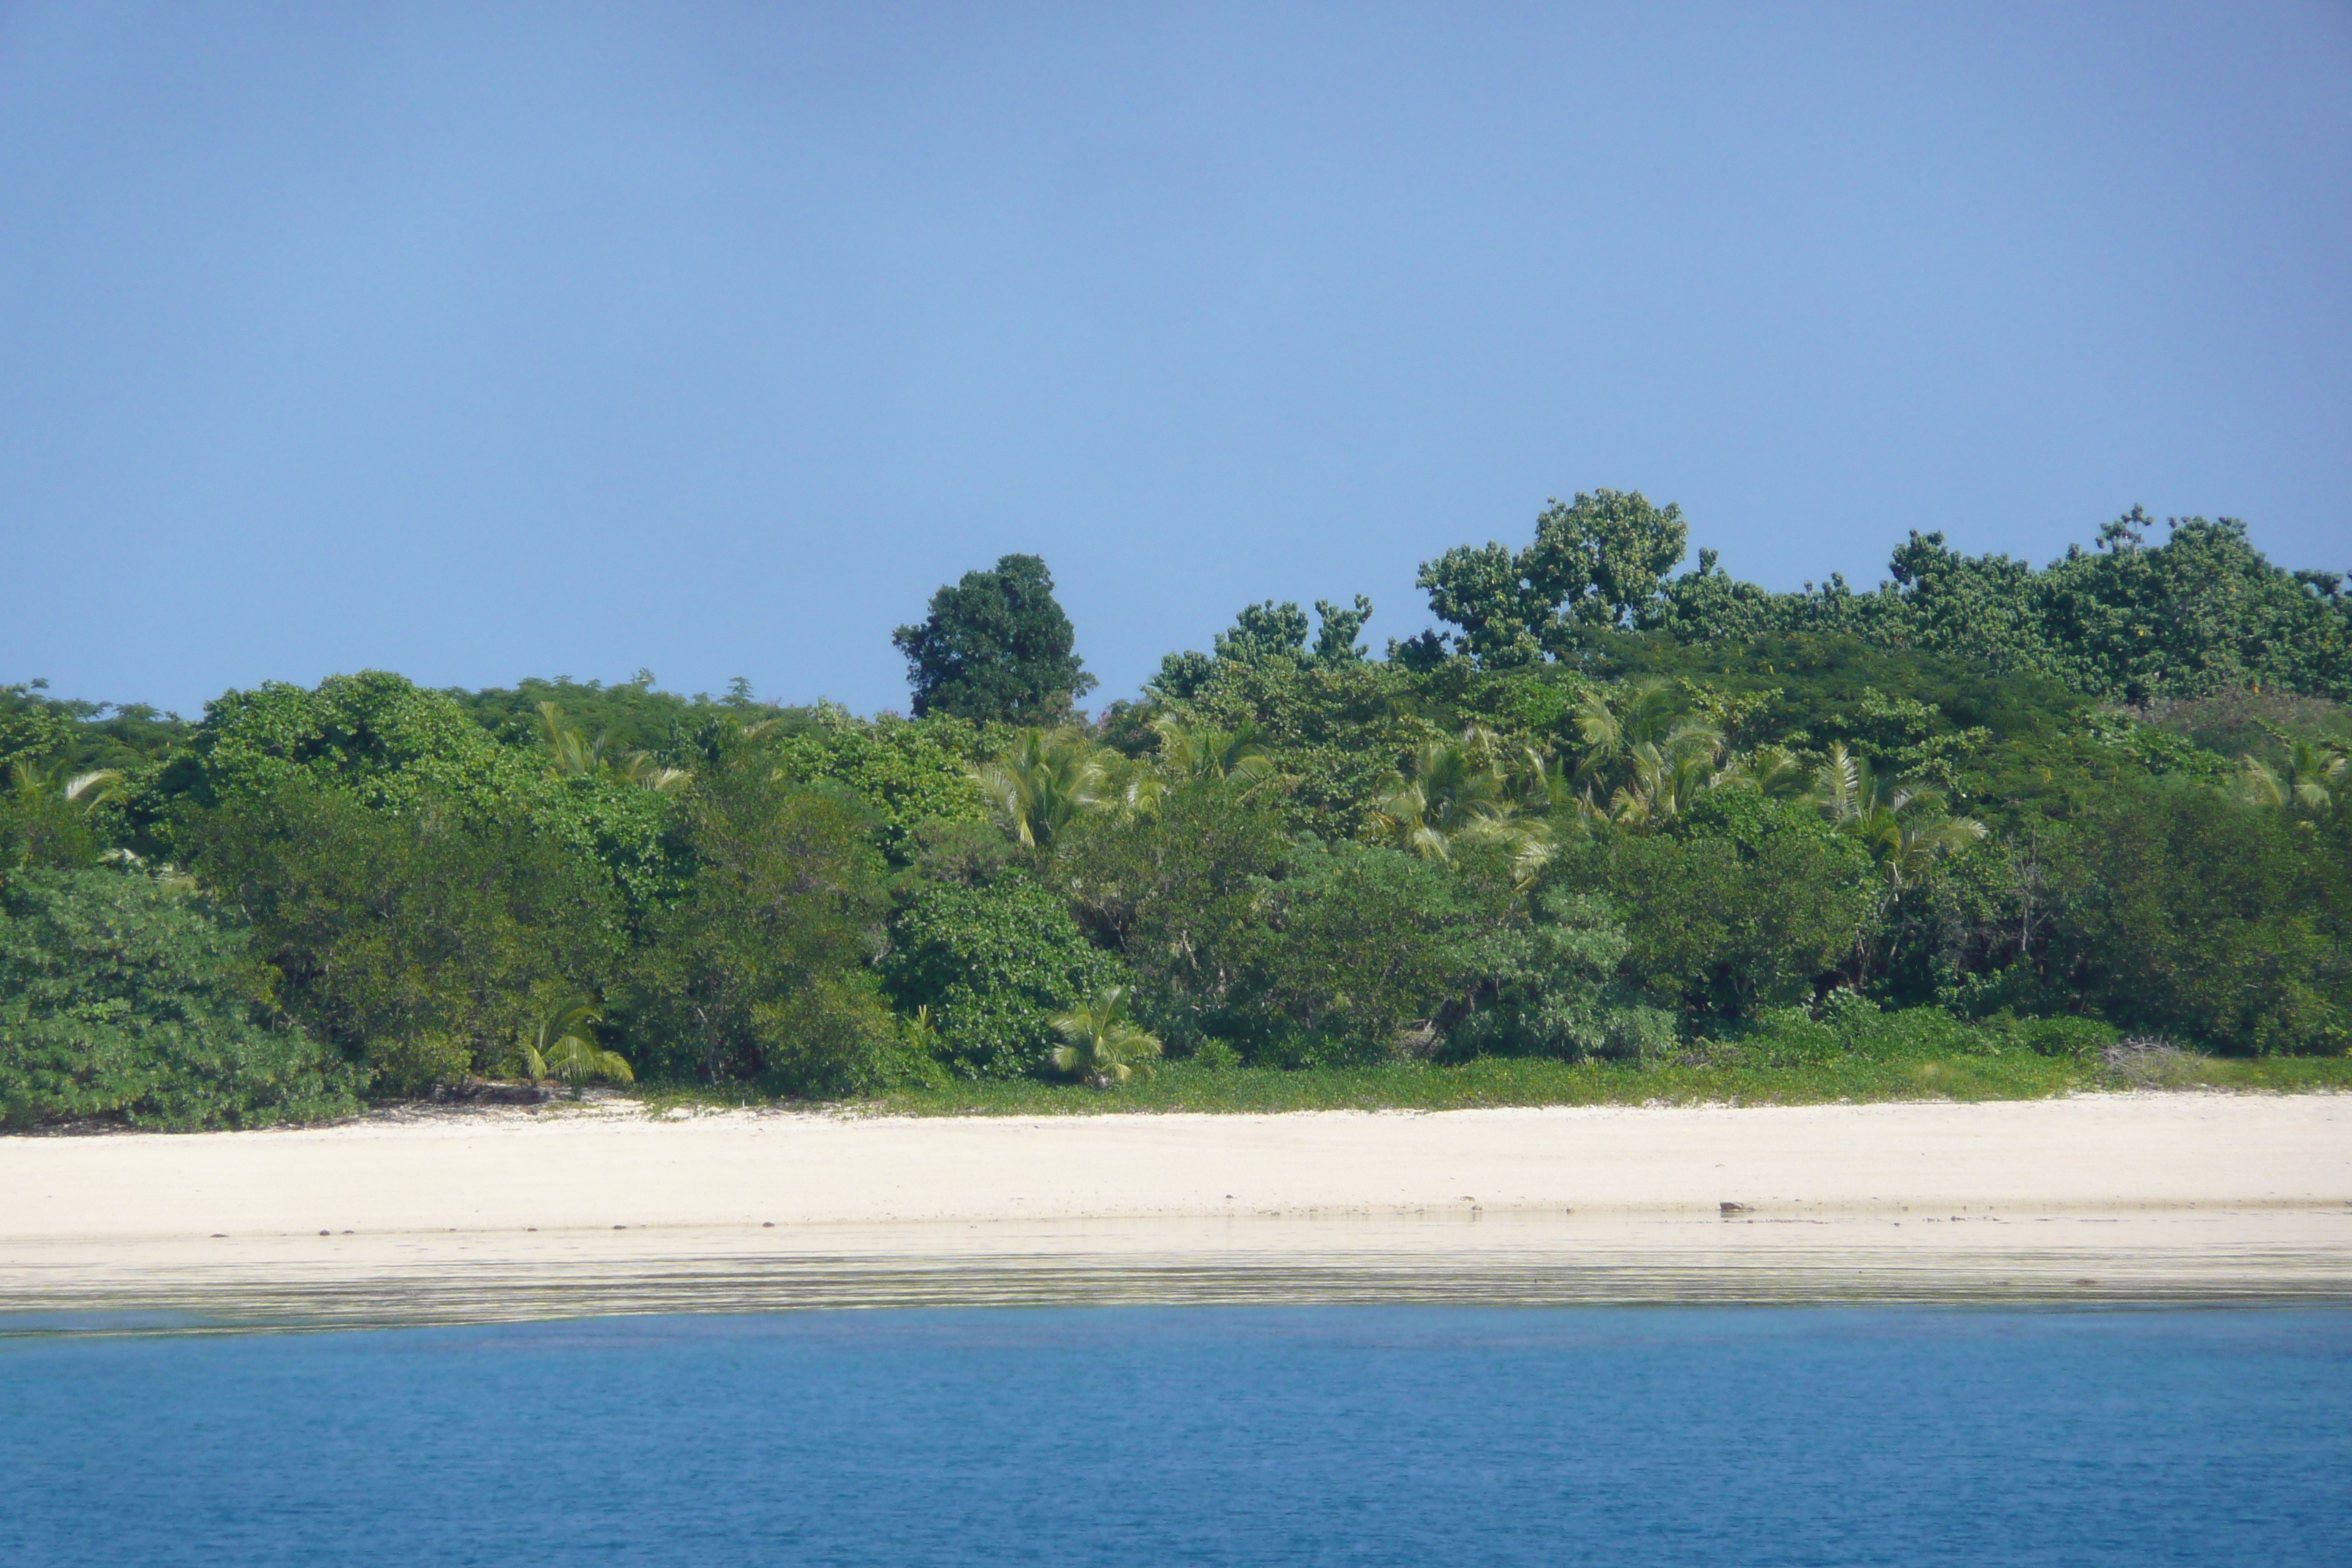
[5,1095,2348,1325]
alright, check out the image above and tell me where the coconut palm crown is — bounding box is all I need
[1047,986,1164,1088]
[519,998,635,1097]
[973,726,1110,849]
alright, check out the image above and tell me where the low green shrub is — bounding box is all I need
[881,872,1127,1079]
[1715,1000,2035,1070]
[0,868,360,1130]
[1993,1014,2120,1060]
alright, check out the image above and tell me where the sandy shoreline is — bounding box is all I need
[5,1095,2348,1326]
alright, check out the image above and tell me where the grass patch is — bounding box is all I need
[628,1047,2352,1118]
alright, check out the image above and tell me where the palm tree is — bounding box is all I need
[1570,679,1689,761]
[1370,727,1555,881]
[519,998,634,1098]
[1604,738,1719,833]
[66,768,125,806]
[1713,744,1808,800]
[2239,741,2347,813]
[973,727,1109,850]
[1566,682,1725,830]
[1371,729,1503,853]
[1809,745,1986,893]
[617,751,695,794]
[1048,987,1164,1087]
[1452,809,1558,886]
[536,701,611,777]
[1101,717,1289,820]
[4,761,125,807]
[537,701,693,793]
[1152,716,1278,786]
[1802,745,1985,984]
[1872,810,1991,891]
[1807,743,1872,823]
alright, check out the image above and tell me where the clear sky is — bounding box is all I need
[4,2,2348,717]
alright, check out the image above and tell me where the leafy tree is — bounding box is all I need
[1565,791,1876,1016]
[759,704,990,864]
[879,865,1126,1079]
[1053,780,1294,1049]
[131,672,680,911]
[1213,600,1313,666]
[188,779,627,1092]
[1643,510,2352,701]
[2044,783,2350,1055]
[1310,597,1377,666]
[148,671,517,811]
[446,671,772,757]
[621,764,901,1094]
[1,683,78,778]
[1218,842,1520,1065]
[1418,540,1544,667]
[1152,655,1431,840]
[1212,595,1378,669]
[1444,889,1674,1061]
[1150,596,1377,700]
[1417,490,1688,666]
[1,868,360,1129]
[893,554,1097,722]
[2035,514,2351,700]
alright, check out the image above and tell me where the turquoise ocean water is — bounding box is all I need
[3,1306,2348,1565]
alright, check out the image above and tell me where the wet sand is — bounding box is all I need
[4,1095,2347,1327]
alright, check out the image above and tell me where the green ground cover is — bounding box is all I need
[636,1050,2352,1119]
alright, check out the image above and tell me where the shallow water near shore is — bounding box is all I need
[4,1305,2348,1566]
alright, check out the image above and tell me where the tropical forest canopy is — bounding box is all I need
[4,497,2348,1127]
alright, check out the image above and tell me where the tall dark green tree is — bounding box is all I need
[1642,509,2352,701]
[1417,489,1688,666]
[893,554,1097,722]
[1148,595,1376,700]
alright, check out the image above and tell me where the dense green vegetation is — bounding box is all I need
[5,496,2349,1127]
[0,868,359,1129]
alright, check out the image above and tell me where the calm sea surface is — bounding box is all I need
[4,1305,2348,1566]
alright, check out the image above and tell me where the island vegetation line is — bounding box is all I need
[4,491,2349,1128]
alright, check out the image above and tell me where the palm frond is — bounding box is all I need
[63,769,126,805]
[521,996,631,1095]
[1046,986,1164,1088]
[973,728,1110,850]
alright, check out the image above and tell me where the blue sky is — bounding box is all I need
[4,2,2348,716]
